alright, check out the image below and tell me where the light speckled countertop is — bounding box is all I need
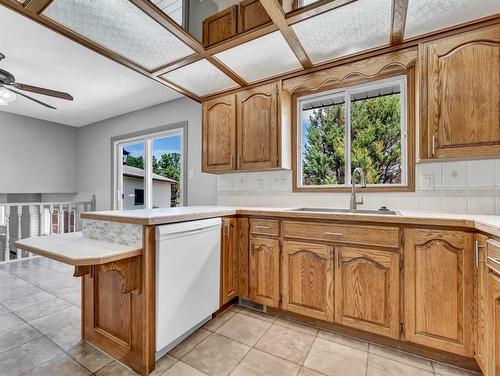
[81,205,500,238]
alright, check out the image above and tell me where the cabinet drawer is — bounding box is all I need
[249,219,279,236]
[283,221,400,248]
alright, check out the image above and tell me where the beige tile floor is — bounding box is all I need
[0,257,481,376]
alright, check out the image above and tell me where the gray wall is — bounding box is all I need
[0,112,78,194]
[77,97,217,211]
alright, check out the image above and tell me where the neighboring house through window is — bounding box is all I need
[112,122,187,210]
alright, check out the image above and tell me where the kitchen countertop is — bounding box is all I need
[81,206,500,238]
[14,232,142,266]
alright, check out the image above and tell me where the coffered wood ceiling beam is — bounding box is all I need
[24,0,51,13]
[130,0,248,87]
[0,0,201,101]
[153,54,203,76]
[390,0,409,44]
[260,0,313,69]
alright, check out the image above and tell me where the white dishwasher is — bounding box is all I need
[155,217,221,357]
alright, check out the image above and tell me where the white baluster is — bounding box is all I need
[75,203,81,231]
[28,205,35,257]
[49,205,54,235]
[58,204,63,234]
[4,206,10,261]
[16,205,22,259]
[39,204,44,236]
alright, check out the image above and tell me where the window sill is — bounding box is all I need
[292,185,415,193]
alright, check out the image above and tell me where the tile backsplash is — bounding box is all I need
[217,159,500,214]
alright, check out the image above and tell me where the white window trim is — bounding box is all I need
[112,127,185,210]
[297,75,408,189]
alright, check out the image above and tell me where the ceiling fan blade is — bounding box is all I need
[4,87,56,109]
[9,82,73,101]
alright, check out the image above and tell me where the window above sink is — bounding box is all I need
[293,72,416,193]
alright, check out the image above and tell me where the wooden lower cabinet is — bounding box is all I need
[475,233,489,373]
[335,246,400,338]
[404,228,474,356]
[488,271,500,376]
[282,241,334,321]
[221,218,239,305]
[249,236,280,307]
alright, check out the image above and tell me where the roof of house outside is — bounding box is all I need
[123,165,176,183]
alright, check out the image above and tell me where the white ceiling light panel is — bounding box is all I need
[215,31,302,82]
[161,59,239,96]
[291,0,392,64]
[405,0,500,39]
[42,0,194,70]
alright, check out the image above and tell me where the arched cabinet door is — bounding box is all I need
[202,94,237,172]
[236,83,279,170]
[334,246,400,338]
[421,24,500,159]
[249,236,280,307]
[404,228,474,356]
[282,241,334,321]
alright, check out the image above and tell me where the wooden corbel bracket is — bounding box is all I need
[74,255,142,294]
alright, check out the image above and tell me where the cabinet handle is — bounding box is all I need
[250,243,255,255]
[237,155,241,169]
[324,232,343,237]
[230,154,234,168]
[432,135,436,156]
[255,225,270,230]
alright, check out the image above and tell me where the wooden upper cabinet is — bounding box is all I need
[335,247,400,338]
[249,236,280,307]
[202,94,236,173]
[420,24,500,159]
[404,228,474,356]
[202,5,238,46]
[282,241,334,321]
[475,233,489,374]
[487,271,500,376]
[238,0,280,33]
[237,83,280,170]
[202,82,291,173]
[221,218,239,305]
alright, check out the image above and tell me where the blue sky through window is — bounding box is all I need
[123,135,181,159]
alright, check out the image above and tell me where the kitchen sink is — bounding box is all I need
[289,208,400,215]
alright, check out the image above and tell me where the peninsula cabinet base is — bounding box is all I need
[266,306,482,374]
[81,227,156,376]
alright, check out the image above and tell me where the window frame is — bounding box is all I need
[111,122,188,210]
[292,70,415,193]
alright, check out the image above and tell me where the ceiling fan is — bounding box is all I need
[0,52,73,109]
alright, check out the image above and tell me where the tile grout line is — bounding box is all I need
[0,260,94,375]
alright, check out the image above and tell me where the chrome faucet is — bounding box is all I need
[350,168,366,210]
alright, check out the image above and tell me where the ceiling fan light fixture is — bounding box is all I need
[0,87,16,103]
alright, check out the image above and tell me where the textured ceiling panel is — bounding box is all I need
[43,0,194,70]
[0,6,181,127]
[405,0,500,39]
[214,32,302,82]
[162,59,239,96]
[291,0,392,64]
